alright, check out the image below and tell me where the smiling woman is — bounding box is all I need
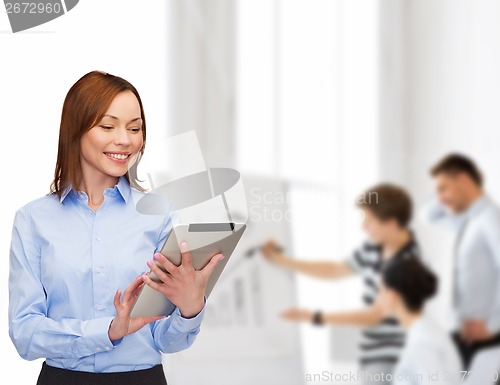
[8,71,224,385]
[79,91,145,210]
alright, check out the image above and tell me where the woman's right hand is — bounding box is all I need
[108,275,164,342]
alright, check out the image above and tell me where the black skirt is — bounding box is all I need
[36,361,167,385]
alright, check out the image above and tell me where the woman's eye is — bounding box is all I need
[128,127,142,133]
[100,125,114,130]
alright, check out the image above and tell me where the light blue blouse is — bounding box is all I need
[8,176,205,373]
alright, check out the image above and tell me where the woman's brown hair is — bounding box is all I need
[50,71,146,199]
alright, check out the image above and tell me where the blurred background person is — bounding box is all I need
[378,256,461,385]
[423,153,500,370]
[262,184,420,385]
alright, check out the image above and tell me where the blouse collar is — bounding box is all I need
[59,175,131,204]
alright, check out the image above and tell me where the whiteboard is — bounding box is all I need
[163,175,304,385]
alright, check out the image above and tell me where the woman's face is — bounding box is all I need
[80,91,144,181]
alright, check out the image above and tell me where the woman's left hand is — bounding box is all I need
[143,242,225,318]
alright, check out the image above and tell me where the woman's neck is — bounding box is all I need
[382,228,411,259]
[78,170,118,211]
[396,309,422,330]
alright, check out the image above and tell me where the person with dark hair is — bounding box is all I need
[423,153,500,370]
[8,71,224,384]
[262,183,420,385]
[378,257,461,385]
[431,153,483,188]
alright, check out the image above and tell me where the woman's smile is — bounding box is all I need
[103,151,132,164]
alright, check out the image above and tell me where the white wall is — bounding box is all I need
[405,0,500,197]
[168,0,236,168]
[0,1,170,382]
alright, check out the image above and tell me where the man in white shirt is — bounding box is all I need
[425,154,500,371]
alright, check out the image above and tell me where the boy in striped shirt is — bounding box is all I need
[262,183,420,385]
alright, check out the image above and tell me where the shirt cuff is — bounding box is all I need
[170,299,206,333]
[83,316,116,354]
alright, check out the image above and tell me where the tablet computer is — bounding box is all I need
[130,222,246,318]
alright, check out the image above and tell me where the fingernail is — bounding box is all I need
[219,254,225,262]
[180,242,188,252]
[147,260,153,267]
[142,274,147,280]
[154,253,161,260]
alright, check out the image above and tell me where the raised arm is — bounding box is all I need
[261,240,354,280]
[419,195,463,231]
[281,304,384,328]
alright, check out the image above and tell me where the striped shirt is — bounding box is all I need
[347,235,421,366]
